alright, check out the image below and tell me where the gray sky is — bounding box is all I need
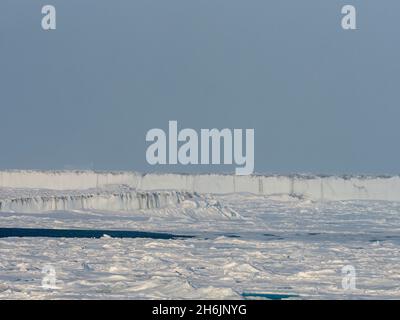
[0,0,399,174]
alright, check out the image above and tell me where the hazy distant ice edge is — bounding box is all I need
[1,170,400,201]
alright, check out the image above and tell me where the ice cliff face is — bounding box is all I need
[0,185,239,218]
[1,170,400,201]
[0,186,189,213]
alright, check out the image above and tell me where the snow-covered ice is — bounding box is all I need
[0,171,400,299]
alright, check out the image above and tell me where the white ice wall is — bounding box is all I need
[0,190,187,213]
[0,171,141,190]
[1,170,400,201]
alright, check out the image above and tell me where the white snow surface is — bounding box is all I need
[0,170,400,299]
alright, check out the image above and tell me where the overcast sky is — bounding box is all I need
[0,0,399,175]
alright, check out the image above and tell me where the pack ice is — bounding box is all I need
[0,170,400,299]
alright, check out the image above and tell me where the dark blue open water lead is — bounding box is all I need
[0,227,193,240]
